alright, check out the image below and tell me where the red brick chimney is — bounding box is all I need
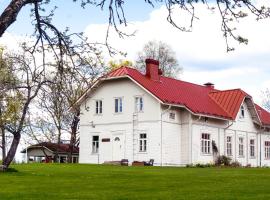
[204,82,215,89]
[145,58,160,81]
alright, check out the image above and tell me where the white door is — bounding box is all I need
[112,134,124,161]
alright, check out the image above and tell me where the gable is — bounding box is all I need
[72,66,270,127]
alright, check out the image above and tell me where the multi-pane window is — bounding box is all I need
[95,100,102,114]
[265,141,270,159]
[169,112,176,120]
[250,139,255,158]
[226,136,232,156]
[115,97,123,113]
[139,133,147,152]
[239,137,244,157]
[92,136,99,153]
[240,105,245,118]
[201,133,211,154]
[135,97,143,112]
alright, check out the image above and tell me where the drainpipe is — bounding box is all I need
[160,105,171,166]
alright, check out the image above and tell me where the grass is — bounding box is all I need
[1,164,270,200]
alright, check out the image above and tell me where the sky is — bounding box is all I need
[1,0,269,105]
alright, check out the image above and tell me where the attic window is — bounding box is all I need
[169,112,176,120]
[240,105,245,118]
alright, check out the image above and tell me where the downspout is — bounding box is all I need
[160,105,171,166]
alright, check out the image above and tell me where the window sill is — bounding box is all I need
[238,156,245,158]
[138,151,147,154]
[201,153,212,156]
[249,157,256,159]
[114,112,123,115]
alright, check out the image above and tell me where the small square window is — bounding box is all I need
[169,112,175,120]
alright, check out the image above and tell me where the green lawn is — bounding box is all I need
[1,164,270,200]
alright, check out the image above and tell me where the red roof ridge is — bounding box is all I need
[160,75,219,91]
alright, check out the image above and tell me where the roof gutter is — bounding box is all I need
[163,103,231,122]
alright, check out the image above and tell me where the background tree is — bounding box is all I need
[136,40,182,78]
[108,59,133,71]
[1,1,270,51]
[0,45,49,170]
[262,89,270,111]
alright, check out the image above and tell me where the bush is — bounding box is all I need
[231,161,241,167]
[215,155,232,166]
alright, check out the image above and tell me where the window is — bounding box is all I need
[250,139,255,158]
[239,137,244,157]
[135,96,143,112]
[240,105,245,118]
[115,97,123,113]
[169,112,176,120]
[201,133,211,154]
[139,133,147,152]
[265,141,270,159]
[95,100,102,114]
[226,136,232,156]
[92,136,99,153]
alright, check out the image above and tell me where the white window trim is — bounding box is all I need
[134,96,144,113]
[95,99,103,115]
[265,141,270,160]
[114,97,123,114]
[239,105,245,119]
[238,137,244,158]
[201,133,211,155]
[249,139,256,159]
[226,136,233,157]
[169,111,176,121]
[138,133,147,153]
[92,135,99,154]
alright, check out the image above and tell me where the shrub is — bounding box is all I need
[231,161,241,167]
[215,155,232,166]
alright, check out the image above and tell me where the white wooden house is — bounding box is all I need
[72,59,270,167]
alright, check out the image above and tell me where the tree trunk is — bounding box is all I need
[1,133,20,171]
[1,126,6,161]
[67,111,80,163]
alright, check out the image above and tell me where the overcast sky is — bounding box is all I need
[1,0,270,106]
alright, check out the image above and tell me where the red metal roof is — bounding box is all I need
[104,66,270,125]
[255,104,270,126]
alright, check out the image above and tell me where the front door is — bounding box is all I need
[112,134,124,161]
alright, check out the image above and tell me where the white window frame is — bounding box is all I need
[240,105,245,119]
[226,136,232,156]
[250,139,255,158]
[169,112,176,120]
[95,100,102,114]
[114,97,123,113]
[201,133,211,155]
[238,137,244,157]
[135,96,143,112]
[265,141,270,159]
[92,135,99,154]
[139,133,147,152]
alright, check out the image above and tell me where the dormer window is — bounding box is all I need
[240,105,245,118]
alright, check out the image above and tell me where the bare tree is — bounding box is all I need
[136,40,182,78]
[1,1,270,52]
[262,89,270,112]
